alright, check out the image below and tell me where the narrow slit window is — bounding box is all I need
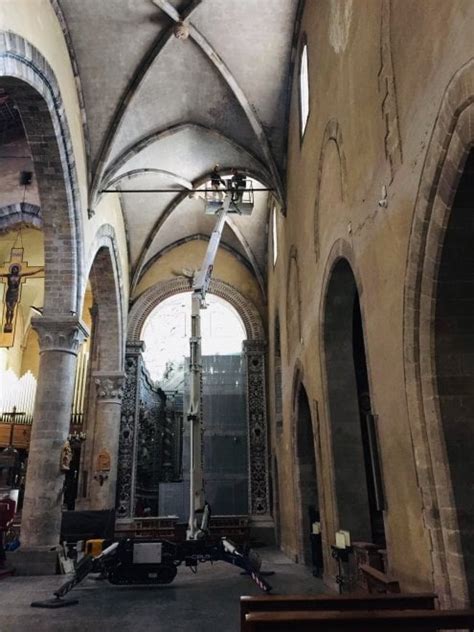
[272,206,278,266]
[299,43,310,138]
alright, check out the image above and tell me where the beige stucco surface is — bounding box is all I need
[267,0,474,592]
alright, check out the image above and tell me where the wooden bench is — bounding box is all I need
[244,608,474,632]
[240,593,437,632]
[359,563,401,593]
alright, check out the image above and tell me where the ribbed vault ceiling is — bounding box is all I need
[57,0,300,292]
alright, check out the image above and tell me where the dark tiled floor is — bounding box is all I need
[0,548,326,632]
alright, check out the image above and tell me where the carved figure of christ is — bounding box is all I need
[0,247,44,347]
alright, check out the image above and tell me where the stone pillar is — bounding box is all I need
[243,340,273,539]
[89,371,125,510]
[20,318,88,557]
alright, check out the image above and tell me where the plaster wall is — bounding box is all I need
[268,0,474,592]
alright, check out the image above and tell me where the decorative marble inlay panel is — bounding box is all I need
[244,339,269,515]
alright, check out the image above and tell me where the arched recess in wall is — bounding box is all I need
[0,32,83,315]
[404,57,474,607]
[313,120,347,261]
[292,369,323,569]
[286,245,302,353]
[322,254,386,547]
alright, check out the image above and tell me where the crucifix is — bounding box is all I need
[0,247,44,348]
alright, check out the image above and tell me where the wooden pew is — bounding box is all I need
[240,593,437,632]
[244,608,474,632]
[359,563,401,593]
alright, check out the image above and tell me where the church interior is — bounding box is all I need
[1,1,474,630]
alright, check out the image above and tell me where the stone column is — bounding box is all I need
[243,340,273,539]
[20,318,88,557]
[89,371,125,510]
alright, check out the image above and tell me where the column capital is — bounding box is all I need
[31,317,89,355]
[93,371,126,402]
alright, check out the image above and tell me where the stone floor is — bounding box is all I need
[0,548,326,632]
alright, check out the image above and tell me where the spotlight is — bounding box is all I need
[174,21,189,40]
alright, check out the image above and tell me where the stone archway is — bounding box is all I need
[0,34,86,558]
[404,58,474,607]
[80,230,125,511]
[121,278,270,527]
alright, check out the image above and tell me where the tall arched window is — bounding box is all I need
[299,40,310,138]
[272,205,278,266]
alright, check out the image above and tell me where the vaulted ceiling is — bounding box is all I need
[56,0,301,293]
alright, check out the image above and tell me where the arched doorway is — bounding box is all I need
[403,59,474,606]
[435,149,474,599]
[120,278,270,524]
[139,291,248,519]
[324,259,385,546]
[0,35,84,550]
[294,381,322,569]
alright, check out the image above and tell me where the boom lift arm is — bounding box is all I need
[187,192,233,540]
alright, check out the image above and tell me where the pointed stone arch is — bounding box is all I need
[404,57,474,607]
[128,278,264,342]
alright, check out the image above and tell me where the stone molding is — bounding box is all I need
[0,202,42,232]
[32,317,89,355]
[128,278,265,341]
[93,371,126,402]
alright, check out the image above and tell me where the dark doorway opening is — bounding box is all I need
[295,384,323,572]
[324,259,386,547]
[435,149,474,599]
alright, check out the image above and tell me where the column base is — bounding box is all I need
[10,546,58,575]
[250,514,275,545]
